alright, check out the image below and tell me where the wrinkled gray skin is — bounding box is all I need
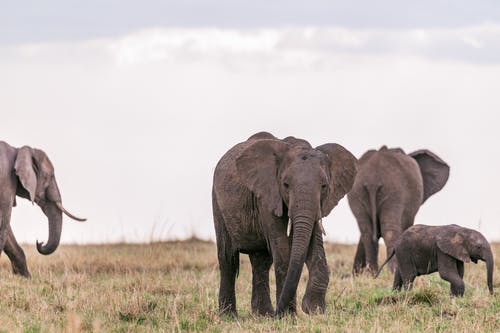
[348,146,449,275]
[0,141,86,277]
[376,224,494,296]
[212,132,357,317]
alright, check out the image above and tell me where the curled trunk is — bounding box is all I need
[37,202,63,255]
[275,216,314,316]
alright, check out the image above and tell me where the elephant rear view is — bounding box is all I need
[348,146,449,274]
[0,141,86,278]
[212,132,357,317]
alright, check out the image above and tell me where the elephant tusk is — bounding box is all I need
[56,202,87,222]
[318,219,326,236]
[287,220,292,237]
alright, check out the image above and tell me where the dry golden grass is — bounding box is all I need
[0,239,498,332]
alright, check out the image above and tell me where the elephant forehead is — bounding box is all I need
[285,147,324,162]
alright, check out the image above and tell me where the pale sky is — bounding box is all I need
[2,1,500,245]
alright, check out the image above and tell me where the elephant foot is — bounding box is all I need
[275,301,297,318]
[251,302,274,317]
[219,308,238,318]
[301,292,326,314]
[12,266,31,278]
[450,284,465,297]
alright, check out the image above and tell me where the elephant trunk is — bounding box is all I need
[484,247,494,294]
[36,202,63,255]
[276,213,314,316]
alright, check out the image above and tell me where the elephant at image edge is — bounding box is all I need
[347,146,449,274]
[376,224,494,296]
[0,141,86,277]
[212,132,357,317]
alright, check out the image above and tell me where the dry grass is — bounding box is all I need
[0,239,498,332]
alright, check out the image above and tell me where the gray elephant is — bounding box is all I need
[0,141,86,277]
[348,146,449,274]
[376,224,494,296]
[212,132,357,317]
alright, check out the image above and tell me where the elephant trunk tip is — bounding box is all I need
[36,240,58,255]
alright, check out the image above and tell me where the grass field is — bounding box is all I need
[0,240,498,332]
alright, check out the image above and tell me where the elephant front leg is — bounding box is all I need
[0,208,12,254]
[4,225,30,278]
[272,237,296,315]
[249,251,273,316]
[302,225,329,314]
[438,252,465,297]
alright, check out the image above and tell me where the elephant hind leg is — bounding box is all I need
[213,197,239,317]
[381,226,402,273]
[392,268,403,290]
[352,238,366,275]
[217,242,239,316]
[249,251,273,316]
[4,226,30,278]
[360,233,378,274]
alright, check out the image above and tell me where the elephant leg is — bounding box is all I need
[217,247,239,316]
[302,224,329,314]
[352,238,366,275]
[360,232,378,274]
[4,226,30,278]
[380,211,403,273]
[213,201,239,317]
[249,251,273,316]
[456,261,464,279]
[0,208,12,254]
[265,216,295,315]
[392,268,403,291]
[396,254,416,291]
[438,252,465,297]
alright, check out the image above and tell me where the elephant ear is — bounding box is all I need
[316,143,358,217]
[437,229,471,263]
[14,146,37,202]
[409,149,450,204]
[236,139,289,217]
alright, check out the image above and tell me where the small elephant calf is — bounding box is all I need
[376,224,494,296]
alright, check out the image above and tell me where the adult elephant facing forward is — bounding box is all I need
[212,132,357,317]
[347,146,449,275]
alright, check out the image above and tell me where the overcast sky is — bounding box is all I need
[2,1,500,245]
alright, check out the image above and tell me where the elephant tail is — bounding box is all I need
[375,248,395,278]
[364,183,381,243]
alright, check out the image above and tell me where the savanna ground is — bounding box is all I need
[0,240,498,332]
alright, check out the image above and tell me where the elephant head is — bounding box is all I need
[14,146,86,255]
[236,138,357,315]
[437,225,494,294]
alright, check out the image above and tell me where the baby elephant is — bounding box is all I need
[376,224,494,296]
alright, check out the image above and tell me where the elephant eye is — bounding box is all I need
[283,182,289,189]
[321,184,327,190]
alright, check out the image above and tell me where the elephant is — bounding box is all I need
[212,132,357,317]
[0,141,86,277]
[347,146,449,274]
[376,224,494,296]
